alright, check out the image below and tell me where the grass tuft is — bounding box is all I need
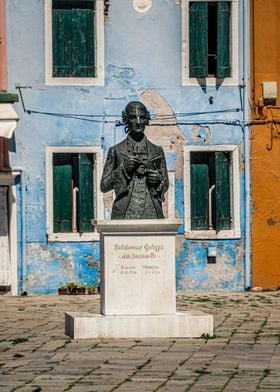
[10,337,29,345]
[200,333,216,340]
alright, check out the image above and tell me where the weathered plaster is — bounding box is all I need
[104,0,110,22]
[106,65,136,91]
[176,236,244,291]
[141,89,186,181]
[141,89,186,149]
[191,124,211,143]
[6,0,247,293]
[26,243,100,294]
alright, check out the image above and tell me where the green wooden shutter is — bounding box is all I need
[191,162,209,230]
[53,10,59,77]
[72,10,95,77]
[189,2,208,78]
[52,9,95,77]
[78,153,94,232]
[215,152,231,230]
[86,9,95,77]
[53,157,72,232]
[216,2,231,78]
[53,10,73,77]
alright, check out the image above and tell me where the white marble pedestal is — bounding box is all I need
[65,219,214,339]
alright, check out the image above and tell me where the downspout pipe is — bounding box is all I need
[243,0,252,290]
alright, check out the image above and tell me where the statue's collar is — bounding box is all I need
[127,135,147,146]
[127,134,147,154]
[127,134,147,145]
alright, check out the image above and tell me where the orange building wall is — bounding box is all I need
[251,0,280,288]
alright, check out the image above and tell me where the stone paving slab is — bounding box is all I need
[0,291,279,391]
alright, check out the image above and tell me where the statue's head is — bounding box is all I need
[122,101,150,135]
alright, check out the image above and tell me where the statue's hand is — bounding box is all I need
[146,169,162,185]
[123,157,140,175]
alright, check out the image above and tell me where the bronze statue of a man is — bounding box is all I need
[101,101,169,219]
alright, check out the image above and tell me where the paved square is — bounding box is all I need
[0,291,279,391]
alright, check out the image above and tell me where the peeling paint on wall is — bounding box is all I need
[191,124,211,143]
[141,89,186,182]
[26,243,100,294]
[106,65,136,90]
[176,236,244,291]
[104,0,110,22]
[141,89,186,150]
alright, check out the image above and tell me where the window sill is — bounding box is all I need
[47,232,100,242]
[182,76,239,87]
[45,76,104,86]
[184,229,241,240]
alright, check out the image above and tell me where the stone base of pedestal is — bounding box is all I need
[65,311,213,339]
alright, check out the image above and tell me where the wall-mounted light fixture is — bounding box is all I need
[207,246,217,264]
[133,0,152,13]
[262,81,277,106]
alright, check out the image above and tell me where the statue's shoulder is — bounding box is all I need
[147,139,164,154]
[108,138,128,154]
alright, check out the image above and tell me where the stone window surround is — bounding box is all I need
[46,146,104,242]
[44,0,104,86]
[183,144,241,239]
[181,0,239,86]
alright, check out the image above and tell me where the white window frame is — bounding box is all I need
[46,146,104,241]
[182,0,239,86]
[184,144,241,239]
[45,0,104,86]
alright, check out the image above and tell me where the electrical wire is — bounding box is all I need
[18,85,272,129]
[16,86,243,124]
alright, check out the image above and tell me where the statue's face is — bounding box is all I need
[126,104,147,134]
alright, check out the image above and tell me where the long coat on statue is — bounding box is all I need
[100,135,169,219]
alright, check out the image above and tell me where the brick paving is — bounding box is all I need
[0,291,279,391]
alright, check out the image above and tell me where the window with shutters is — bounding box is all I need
[46,147,103,241]
[45,0,104,85]
[182,0,238,85]
[184,145,241,239]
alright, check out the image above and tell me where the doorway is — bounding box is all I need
[0,174,18,295]
[0,186,11,292]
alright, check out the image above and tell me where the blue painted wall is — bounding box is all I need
[6,0,247,293]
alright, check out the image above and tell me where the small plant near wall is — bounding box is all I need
[87,284,97,295]
[58,281,98,295]
[77,282,87,295]
[66,281,78,295]
[58,283,68,295]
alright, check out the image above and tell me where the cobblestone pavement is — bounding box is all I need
[0,292,280,392]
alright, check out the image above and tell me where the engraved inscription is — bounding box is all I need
[113,241,164,277]
[143,264,160,275]
[120,265,137,275]
[115,243,163,261]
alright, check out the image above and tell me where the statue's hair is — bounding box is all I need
[122,101,151,128]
